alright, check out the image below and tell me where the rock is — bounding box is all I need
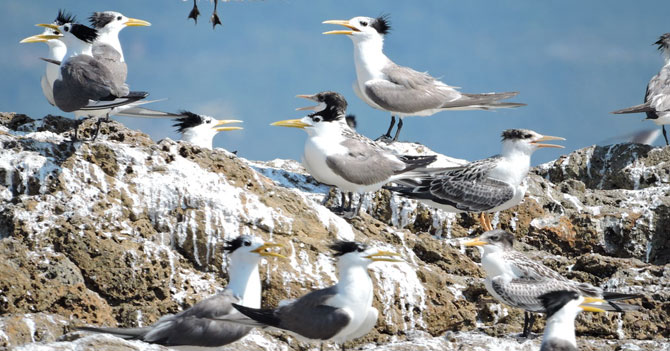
[0,113,668,350]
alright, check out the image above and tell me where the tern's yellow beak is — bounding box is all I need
[322,20,360,35]
[365,250,403,262]
[531,135,566,149]
[463,237,488,247]
[579,296,607,312]
[20,34,50,43]
[212,119,243,132]
[271,118,310,129]
[125,18,152,27]
[250,243,286,259]
[36,23,60,31]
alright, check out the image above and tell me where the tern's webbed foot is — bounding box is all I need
[188,0,200,23]
[211,13,222,28]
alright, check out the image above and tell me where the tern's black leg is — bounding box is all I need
[663,125,668,145]
[211,0,222,28]
[188,0,200,23]
[392,118,404,141]
[90,118,103,141]
[521,311,536,337]
[345,192,353,212]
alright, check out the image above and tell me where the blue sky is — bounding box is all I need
[3,1,670,164]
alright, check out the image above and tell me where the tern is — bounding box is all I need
[224,241,401,349]
[612,33,670,145]
[78,235,285,348]
[173,110,243,149]
[538,291,608,351]
[323,15,525,142]
[272,91,437,217]
[464,230,642,337]
[387,129,564,231]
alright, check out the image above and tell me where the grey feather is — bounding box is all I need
[364,63,523,113]
[540,339,577,351]
[92,43,128,85]
[275,286,351,340]
[389,156,515,212]
[326,138,405,185]
[78,290,251,347]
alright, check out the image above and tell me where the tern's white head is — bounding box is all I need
[224,235,286,267]
[89,11,151,34]
[173,111,243,150]
[272,91,349,137]
[500,129,565,157]
[464,229,515,255]
[323,15,390,45]
[35,23,99,57]
[329,241,402,271]
[20,9,76,53]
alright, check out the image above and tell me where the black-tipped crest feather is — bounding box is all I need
[501,129,533,141]
[69,24,99,43]
[173,110,204,132]
[223,235,252,253]
[372,14,391,35]
[88,12,116,29]
[329,241,367,256]
[539,290,580,318]
[56,9,77,25]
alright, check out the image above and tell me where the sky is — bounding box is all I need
[3,0,670,165]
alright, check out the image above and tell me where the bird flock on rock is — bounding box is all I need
[16,8,657,351]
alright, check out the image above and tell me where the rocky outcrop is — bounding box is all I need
[0,113,668,351]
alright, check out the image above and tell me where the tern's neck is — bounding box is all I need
[46,42,67,84]
[227,260,261,308]
[64,40,93,58]
[480,248,512,278]
[541,310,578,350]
[182,130,214,150]
[335,263,373,304]
[97,31,125,61]
[352,36,390,78]
[498,143,532,182]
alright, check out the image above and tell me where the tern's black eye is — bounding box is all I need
[243,241,251,246]
[117,16,122,21]
[357,246,365,252]
[64,26,69,32]
[490,236,499,241]
[205,119,211,124]
[360,21,368,26]
[313,116,322,122]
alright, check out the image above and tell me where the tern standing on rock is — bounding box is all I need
[387,129,564,231]
[223,241,402,350]
[272,91,437,218]
[464,230,642,337]
[323,15,525,142]
[78,235,285,348]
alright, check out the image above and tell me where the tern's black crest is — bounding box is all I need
[345,114,357,130]
[55,9,77,25]
[173,110,204,132]
[308,91,348,123]
[329,241,368,256]
[89,12,118,29]
[372,14,391,35]
[539,290,580,318]
[68,24,99,43]
[655,33,670,51]
[501,129,533,141]
[223,235,253,253]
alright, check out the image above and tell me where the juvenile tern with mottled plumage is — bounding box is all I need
[223,241,401,348]
[78,235,285,349]
[173,110,242,149]
[273,91,436,217]
[612,33,670,145]
[323,15,525,142]
[464,230,642,337]
[387,129,564,231]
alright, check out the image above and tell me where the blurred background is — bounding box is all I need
[3,0,669,164]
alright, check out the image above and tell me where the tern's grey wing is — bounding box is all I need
[93,43,128,87]
[645,66,670,119]
[326,138,405,185]
[490,276,584,312]
[390,156,514,212]
[540,339,577,351]
[56,55,128,109]
[142,291,252,346]
[276,286,351,340]
[364,64,461,114]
